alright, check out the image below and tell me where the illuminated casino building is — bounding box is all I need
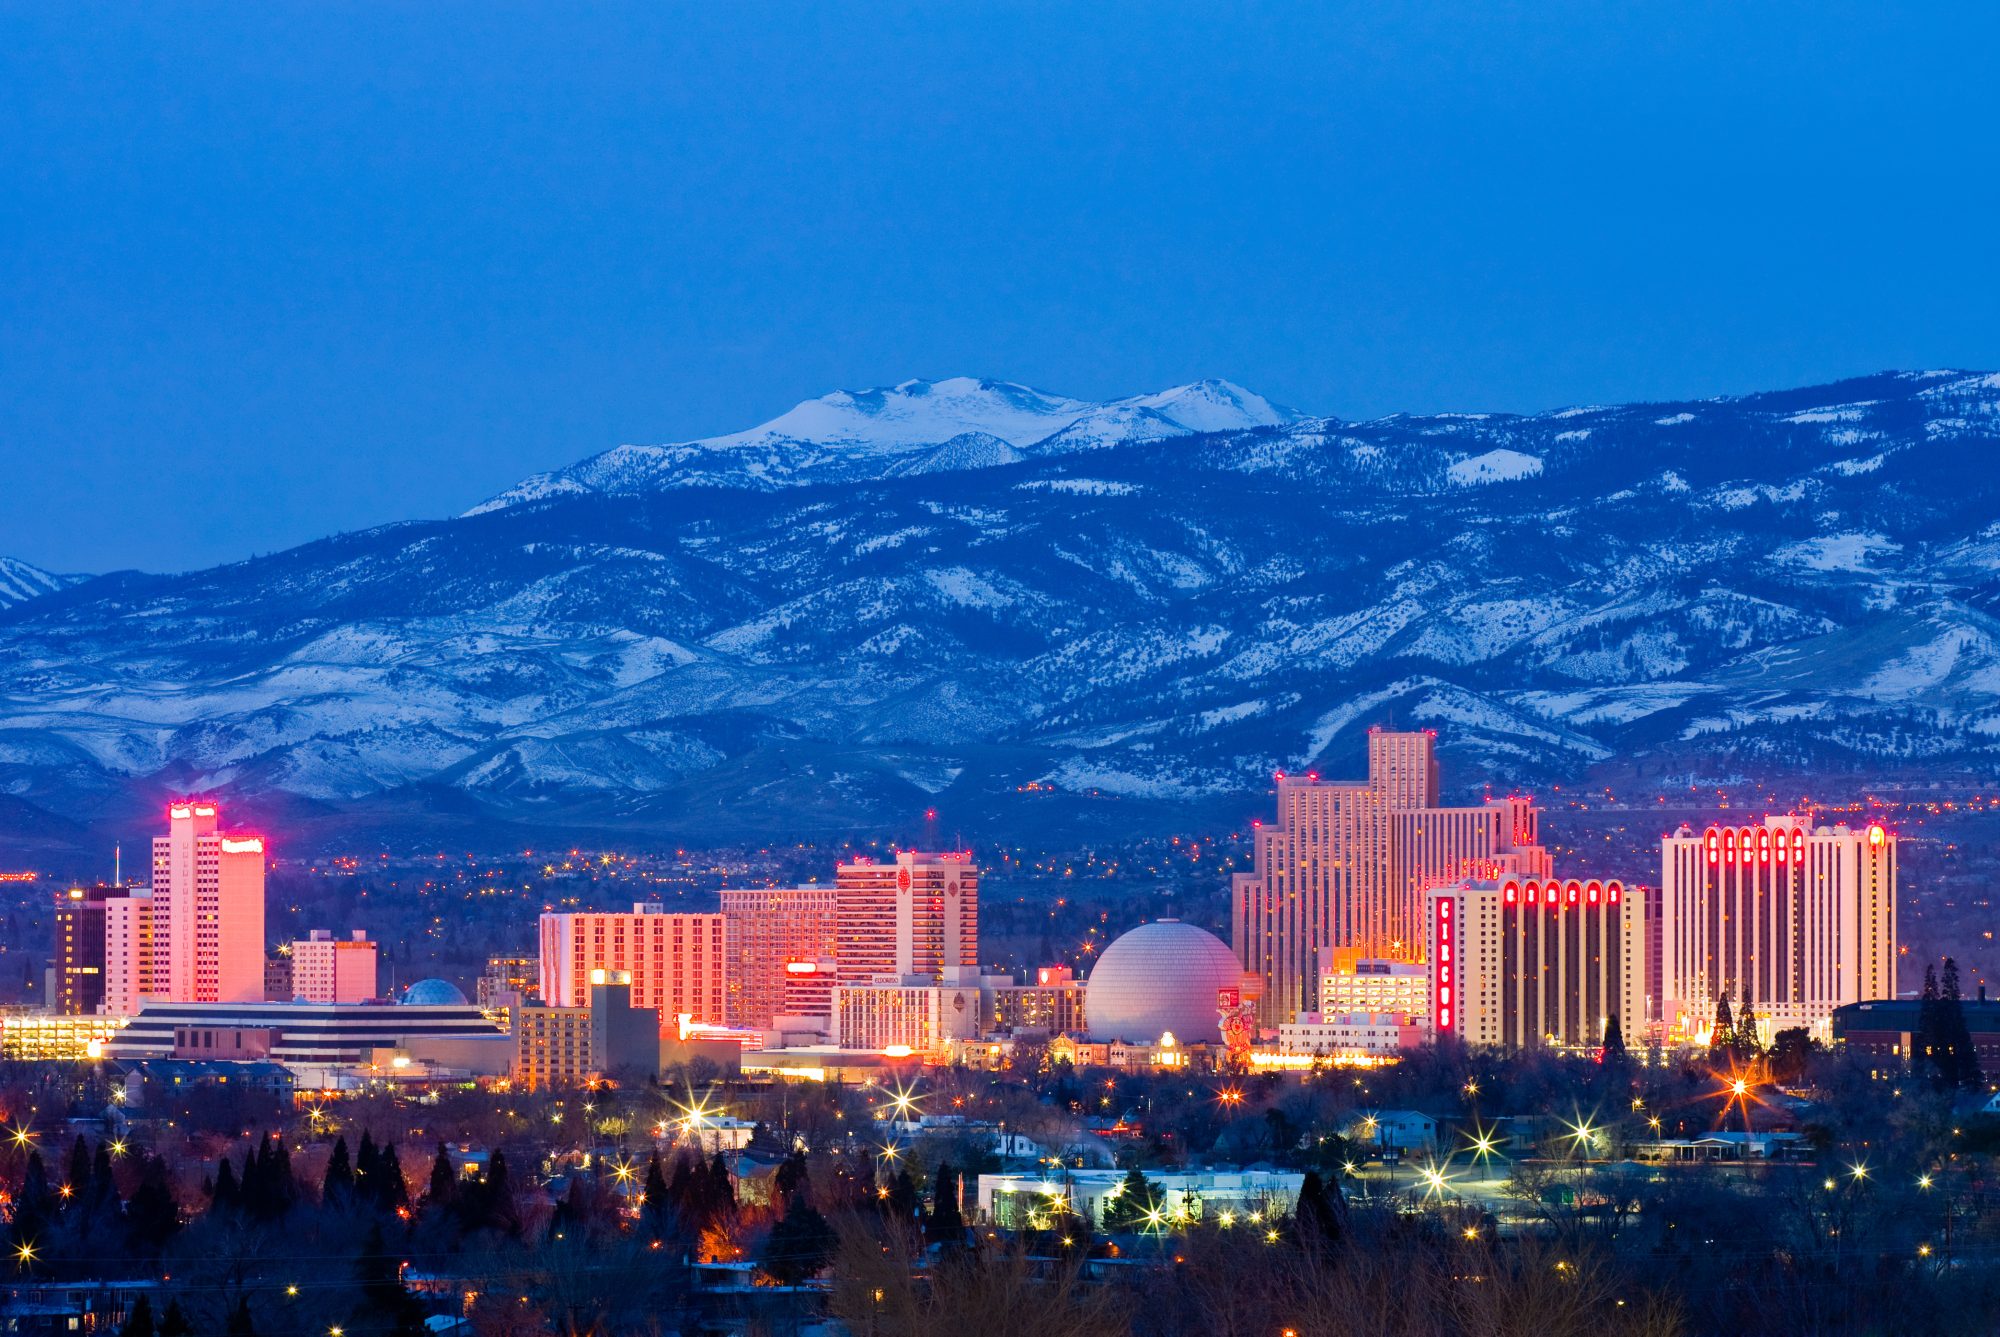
[835,851,978,987]
[140,801,267,1005]
[1425,876,1644,1051]
[1661,816,1897,1040]
[537,903,728,1032]
[1232,730,1552,1024]
[55,883,137,1016]
[718,885,840,1029]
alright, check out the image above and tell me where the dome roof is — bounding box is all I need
[399,978,469,1006]
[1084,919,1247,1044]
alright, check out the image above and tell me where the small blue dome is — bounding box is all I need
[400,978,469,1006]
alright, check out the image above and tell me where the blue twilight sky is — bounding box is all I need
[3,3,1998,574]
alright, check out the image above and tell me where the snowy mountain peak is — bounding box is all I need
[1113,378,1301,433]
[468,374,1302,512]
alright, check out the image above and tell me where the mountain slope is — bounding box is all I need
[0,557,82,609]
[4,369,2000,850]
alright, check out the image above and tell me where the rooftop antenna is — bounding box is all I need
[114,843,121,888]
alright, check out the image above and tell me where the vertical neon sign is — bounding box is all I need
[1434,896,1455,1036]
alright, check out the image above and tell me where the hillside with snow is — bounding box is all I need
[4,369,2000,850]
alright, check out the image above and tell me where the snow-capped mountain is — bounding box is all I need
[4,369,2000,851]
[0,557,81,609]
[467,376,1298,511]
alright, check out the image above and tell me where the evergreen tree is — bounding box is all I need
[270,1138,297,1214]
[426,1142,457,1211]
[157,1300,193,1337]
[773,1149,810,1214]
[11,1151,55,1254]
[925,1162,963,1245]
[90,1143,115,1211]
[1734,985,1761,1061]
[1293,1169,1345,1254]
[1709,991,1736,1059]
[372,1140,408,1211]
[887,1168,921,1221]
[705,1153,736,1224]
[1918,965,1944,1087]
[212,1157,241,1213]
[1941,957,1982,1090]
[65,1135,92,1206]
[354,1130,379,1205]
[124,1157,181,1254]
[759,1195,836,1284]
[665,1150,703,1230]
[322,1135,355,1207]
[224,1296,257,1337]
[641,1152,671,1238]
[463,1150,516,1235]
[346,1221,427,1336]
[1101,1167,1163,1231]
[1601,1015,1629,1065]
[119,1296,155,1337]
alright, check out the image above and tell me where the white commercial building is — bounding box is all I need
[1278,1010,1423,1057]
[1661,816,1897,1040]
[1320,959,1428,1021]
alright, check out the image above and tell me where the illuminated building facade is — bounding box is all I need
[148,801,267,1004]
[103,889,154,1015]
[1320,959,1429,1022]
[780,958,837,1021]
[478,955,539,1008]
[1232,730,1552,1024]
[1277,1011,1423,1057]
[718,885,840,1029]
[537,904,727,1031]
[835,851,978,986]
[56,883,139,1016]
[0,1009,127,1061]
[831,976,985,1054]
[289,929,379,1004]
[1661,817,1897,1039]
[989,966,1088,1036]
[1425,877,1644,1051]
[513,972,661,1091]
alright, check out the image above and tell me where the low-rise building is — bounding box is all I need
[1831,997,2000,1070]
[513,971,660,1090]
[1320,959,1428,1022]
[107,999,503,1066]
[989,966,1087,1036]
[289,929,379,1004]
[1278,1011,1423,1058]
[975,1168,1305,1230]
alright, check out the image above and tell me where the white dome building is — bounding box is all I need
[1084,919,1251,1044]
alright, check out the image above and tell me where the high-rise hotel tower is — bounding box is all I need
[146,801,267,1004]
[835,851,978,986]
[1232,730,1551,1024]
[1661,816,1897,1039]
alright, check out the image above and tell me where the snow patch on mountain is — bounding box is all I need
[1447,449,1544,486]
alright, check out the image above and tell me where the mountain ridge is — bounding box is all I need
[3,367,1999,854]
